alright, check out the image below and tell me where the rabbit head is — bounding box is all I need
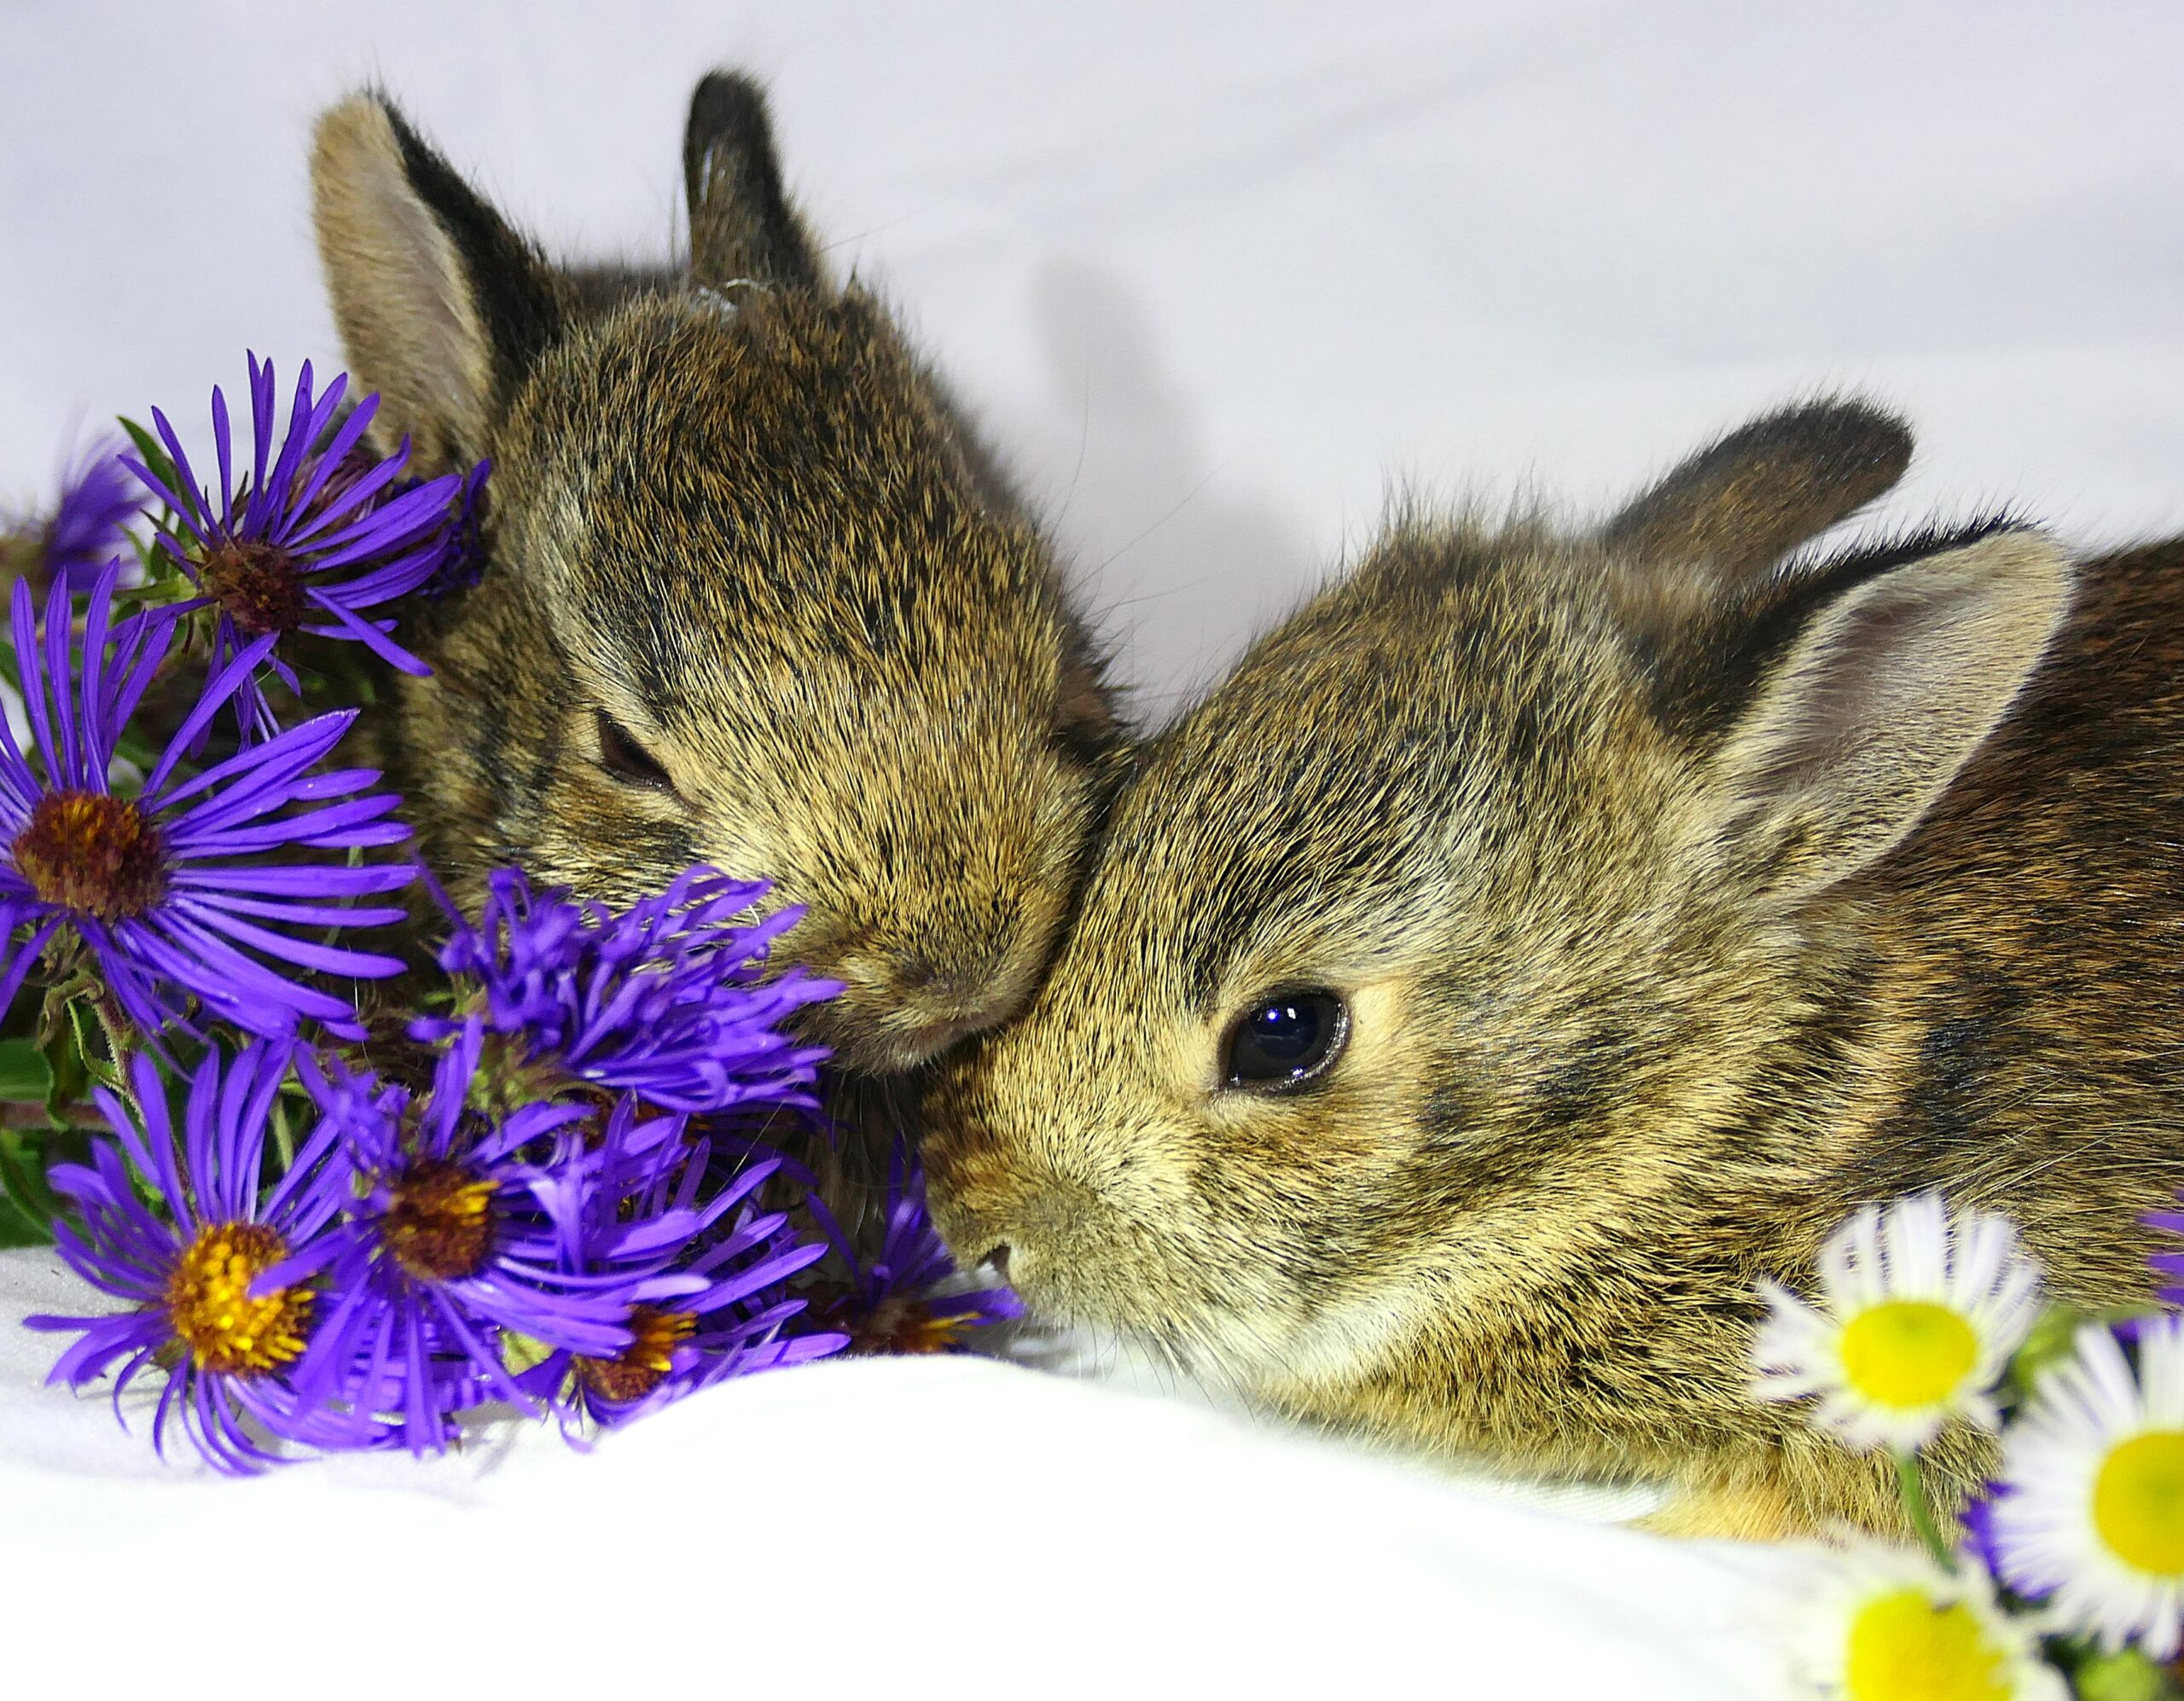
[310,74,1121,1072]
[924,402,2082,1415]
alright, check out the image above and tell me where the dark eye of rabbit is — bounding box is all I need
[594,709,676,793]
[1223,990,1349,1093]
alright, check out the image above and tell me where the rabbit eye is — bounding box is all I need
[1222,988,1348,1093]
[594,710,676,793]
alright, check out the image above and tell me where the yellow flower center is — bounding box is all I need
[1838,1301,1979,1411]
[572,1304,696,1404]
[850,1294,975,1356]
[1843,1587,2012,1701]
[2093,1431,2184,1577]
[164,1222,312,1377]
[382,1158,499,1281]
[13,789,168,920]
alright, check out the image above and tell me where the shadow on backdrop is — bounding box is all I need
[1003,259,1317,729]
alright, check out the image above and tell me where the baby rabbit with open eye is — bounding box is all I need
[308,73,1121,1073]
[923,399,2184,1541]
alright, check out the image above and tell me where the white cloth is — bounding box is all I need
[2,1247,1813,1697]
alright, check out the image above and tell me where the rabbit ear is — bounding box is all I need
[1603,401,1914,585]
[682,72,823,291]
[311,92,561,474]
[1700,526,2073,901]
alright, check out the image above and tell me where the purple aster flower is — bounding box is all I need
[1959,1483,2017,1582]
[418,460,490,600]
[284,1020,714,1450]
[122,353,468,733]
[38,438,140,591]
[21,1042,394,1472]
[807,1135,1025,1355]
[304,451,489,604]
[416,864,839,1116]
[0,563,411,1040]
[2146,1201,2184,1306]
[515,1108,844,1433]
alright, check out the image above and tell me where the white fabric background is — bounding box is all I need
[2,3,2178,1694]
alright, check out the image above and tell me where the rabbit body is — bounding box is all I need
[923,402,2184,1539]
[309,75,1119,1073]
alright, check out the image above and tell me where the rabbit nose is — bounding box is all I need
[980,1244,1013,1282]
[887,936,1023,1012]
[889,958,1001,1028]
[820,928,1047,1071]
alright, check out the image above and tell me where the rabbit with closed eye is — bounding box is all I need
[921,399,2184,1541]
[308,73,1122,1075]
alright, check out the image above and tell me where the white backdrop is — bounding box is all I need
[3,4,2180,1695]
[5,2,2181,717]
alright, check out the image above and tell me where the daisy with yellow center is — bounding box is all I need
[1796,1547,2065,1701]
[1753,1193,2043,1453]
[1991,1315,2184,1659]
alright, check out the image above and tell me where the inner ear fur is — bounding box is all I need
[682,71,823,292]
[1704,526,2074,900]
[311,93,562,474]
[1602,400,1914,595]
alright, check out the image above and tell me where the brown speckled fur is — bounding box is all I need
[309,74,1122,1077]
[924,400,2184,1541]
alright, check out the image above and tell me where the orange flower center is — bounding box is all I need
[165,1222,312,1376]
[572,1305,697,1403]
[198,537,306,636]
[13,789,167,919]
[381,1158,498,1281]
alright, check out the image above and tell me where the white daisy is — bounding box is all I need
[1992,1314,2184,1658]
[1753,1193,2044,1453]
[1792,1544,2065,1701]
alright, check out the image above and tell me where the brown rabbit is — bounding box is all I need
[922,399,2184,1541]
[308,73,1121,1074]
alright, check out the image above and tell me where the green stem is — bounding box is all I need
[90,996,138,1120]
[1895,1448,1957,1572]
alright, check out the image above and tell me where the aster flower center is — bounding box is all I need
[849,1294,972,1356]
[1837,1302,1978,1410]
[197,537,307,636]
[13,789,168,919]
[164,1222,313,1377]
[2092,1430,2184,1576]
[382,1158,499,1281]
[572,1305,695,1402]
[1842,1588,2010,1701]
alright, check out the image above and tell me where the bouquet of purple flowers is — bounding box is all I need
[0,355,1017,1471]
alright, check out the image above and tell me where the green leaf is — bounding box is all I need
[0,1037,49,1102]
[2007,1304,2162,1405]
[0,1133,57,1245]
[2064,1644,2182,1701]
[0,1187,48,1249]
[501,1331,558,1376]
[267,1094,295,1173]
[42,1009,90,1129]
[2010,1307,2094,1391]
[116,415,178,499]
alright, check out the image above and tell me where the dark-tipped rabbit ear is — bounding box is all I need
[682,72,823,291]
[311,92,562,474]
[1697,525,2073,901]
[1603,400,1914,583]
